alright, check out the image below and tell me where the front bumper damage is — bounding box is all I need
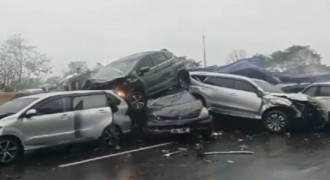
[290,100,326,129]
[145,116,213,135]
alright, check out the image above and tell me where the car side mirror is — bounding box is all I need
[138,66,150,75]
[257,91,264,98]
[25,109,37,118]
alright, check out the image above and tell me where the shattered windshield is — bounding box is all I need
[253,80,283,93]
[0,98,37,115]
[92,59,139,81]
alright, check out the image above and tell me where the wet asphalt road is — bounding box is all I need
[1,115,330,180]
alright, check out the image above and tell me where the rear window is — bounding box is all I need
[303,86,318,97]
[73,94,107,110]
[319,86,330,96]
[150,52,168,65]
[204,77,234,88]
[233,80,257,93]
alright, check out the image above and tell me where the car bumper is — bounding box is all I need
[145,116,213,135]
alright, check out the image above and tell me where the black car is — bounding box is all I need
[144,90,213,137]
[84,50,190,110]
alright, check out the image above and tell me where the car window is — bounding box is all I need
[73,94,107,110]
[150,52,168,65]
[303,86,318,97]
[191,75,207,82]
[35,97,71,115]
[163,51,173,59]
[233,80,257,93]
[204,77,234,88]
[318,86,330,96]
[135,55,155,70]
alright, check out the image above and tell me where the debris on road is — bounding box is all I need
[285,132,291,138]
[197,151,254,156]
[240,144,249,151]
[162,150,184,157]
[162,147,188,158]
[212,131,223,137]
[227,160,235,164]
[203,159,212,163]
[237,139,244,142]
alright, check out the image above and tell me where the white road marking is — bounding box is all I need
[58,142,175,168]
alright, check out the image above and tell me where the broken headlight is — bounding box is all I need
[199,107,209,118]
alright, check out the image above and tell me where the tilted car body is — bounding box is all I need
[83,50,189,110]
[189,72,324,132]
[0,90,131,164]
[145,90,213,136]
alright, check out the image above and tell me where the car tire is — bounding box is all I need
[0,137,23,164]
[263,110,290,133]
[177,71,190,89]
[129,91,146,111]
[100,125,121,148]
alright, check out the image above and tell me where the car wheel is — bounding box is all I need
[263,110,290,133]
[129,91,146,111]
[100,125,120,148]
[0,137,22,164]
[177,71,190,89]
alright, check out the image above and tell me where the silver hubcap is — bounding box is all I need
[0,140,18,163]
[131,93,145,110]
[266,113,286,132]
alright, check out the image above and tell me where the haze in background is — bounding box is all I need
[0,0,329,74]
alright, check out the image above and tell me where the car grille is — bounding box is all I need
[158,109,200,120]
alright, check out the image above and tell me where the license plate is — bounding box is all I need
[170,128,191,134]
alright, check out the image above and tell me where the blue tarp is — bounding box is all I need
[190,57,279,84]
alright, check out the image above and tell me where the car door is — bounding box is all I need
[21,96,74,146]
[72,93,113,139]
[229,80,263,119]
[202,76,235,114]
[149,52,174,93]
[134,55,158,95]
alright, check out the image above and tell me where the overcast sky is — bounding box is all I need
[0,0,329,75]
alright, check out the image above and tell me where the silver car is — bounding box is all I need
[189,72,324,133]
[0,90,131,164]
[301,82,330,122]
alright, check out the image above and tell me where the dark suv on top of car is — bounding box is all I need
[83,50,190,110]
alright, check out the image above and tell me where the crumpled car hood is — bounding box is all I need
[83,76,127,90]
[270,93,310,101]
[147,90,202,118]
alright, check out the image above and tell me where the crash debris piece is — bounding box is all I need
[162,147,188,158]
[227,160,235,164]
[240,144,249,151]
[199,151,254,156]
[162,150,184,158]
[285,132,291,138]
[203,159,212,163]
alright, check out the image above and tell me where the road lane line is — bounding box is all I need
[58,142,175,168]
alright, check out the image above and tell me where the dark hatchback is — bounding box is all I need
[84,50,189,110]
[144,90,213,137]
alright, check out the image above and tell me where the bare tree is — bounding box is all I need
[0,34,51,90]
[227,50,248,63]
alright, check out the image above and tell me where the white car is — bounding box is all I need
[0,90,131,164]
